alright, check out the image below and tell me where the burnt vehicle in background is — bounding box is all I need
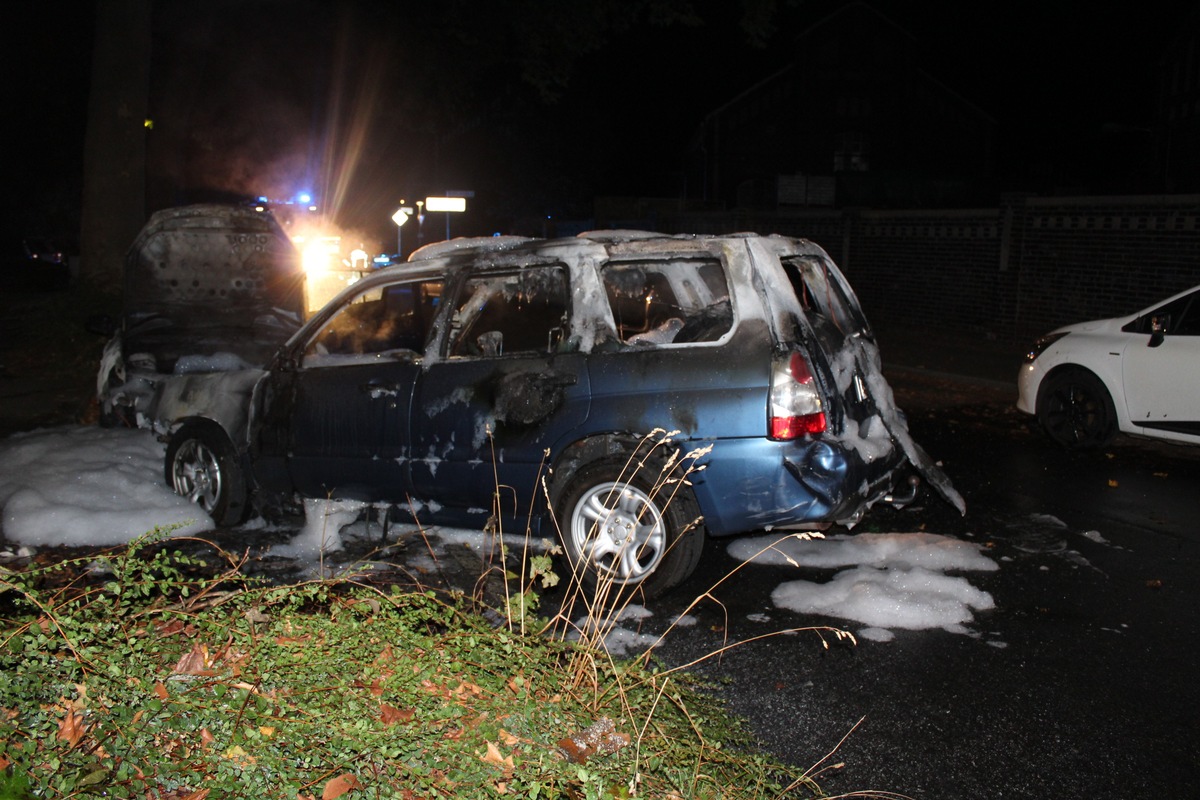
[98,217,964,598]
[96,204,306,428]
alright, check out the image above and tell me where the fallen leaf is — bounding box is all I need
[480,741,515,771]
[244,607,270,625]
[354,677,388,696]
[453,680,484,698]
[57,711,87,748]
[323,773,360,800]
[156,619,187,636]
[76,768,109,788]
[380,704,415,725]
[498,729,520,746]
[274,635,312,646]
[61,684,88,711]
[199,728,216,747]
[154,682,170,700]
[223,745,255,767]
[172,643,212,676]
[355,597,381,615]
[557,717,631,764]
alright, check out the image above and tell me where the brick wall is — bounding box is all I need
[662,194,1200,342]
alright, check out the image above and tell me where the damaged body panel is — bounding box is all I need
[101,222,962,598]
[97,204,305,427]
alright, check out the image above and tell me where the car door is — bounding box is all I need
[1121,288,1200,435]
[409,262,590,514]
[256,275,446,503]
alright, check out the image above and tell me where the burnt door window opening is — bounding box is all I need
[447,266,570,357]
[781,255,869,337]
[304,279,445,364]
[601,258,733,345]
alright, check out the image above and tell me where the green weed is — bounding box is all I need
[0,526,822,798]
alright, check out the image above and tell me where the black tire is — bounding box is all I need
[164,422,249,526]
[1036,369,1117,449]
[554,455,706,601]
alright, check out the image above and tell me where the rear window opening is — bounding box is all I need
[601,258,733,346]
[781,255,869,337]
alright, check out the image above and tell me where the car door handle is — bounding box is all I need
[539,370,578,388]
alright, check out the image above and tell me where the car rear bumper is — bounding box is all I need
[688,436,909,535]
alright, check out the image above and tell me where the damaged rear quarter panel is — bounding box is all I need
[583,319,772,439]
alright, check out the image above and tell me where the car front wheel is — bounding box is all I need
[164,422,248,526]
[555,456,705,601]
[1037,369,1117,448]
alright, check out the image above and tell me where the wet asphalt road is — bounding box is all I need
[641,372,1200,799]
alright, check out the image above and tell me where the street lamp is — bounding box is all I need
[391,202,414,259]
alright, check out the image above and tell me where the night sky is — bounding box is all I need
[5,0,1195,254]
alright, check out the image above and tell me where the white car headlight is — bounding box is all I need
[1024,331,1069,363]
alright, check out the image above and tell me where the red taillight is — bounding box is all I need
[769,351,827,440]
[769,411,827,439]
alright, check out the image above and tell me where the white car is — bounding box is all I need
[1017,284,1200,448]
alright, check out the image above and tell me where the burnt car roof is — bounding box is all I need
[405,230,830,265]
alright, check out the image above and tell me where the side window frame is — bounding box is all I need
[599,256,735,347]
[444,263,572,359]
[299,276,446,367]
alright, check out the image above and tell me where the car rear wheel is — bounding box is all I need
[555,456,705,601]
[164,422,248,526]
[1037,369,1117,448]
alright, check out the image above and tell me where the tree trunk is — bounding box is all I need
[79,0,152,293]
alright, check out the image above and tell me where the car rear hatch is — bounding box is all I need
[764,240,965,515]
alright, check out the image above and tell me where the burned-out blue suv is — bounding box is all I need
[99,208,962,598]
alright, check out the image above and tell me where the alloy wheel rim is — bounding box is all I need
[570,481,666,584]
[173,440,222,512]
